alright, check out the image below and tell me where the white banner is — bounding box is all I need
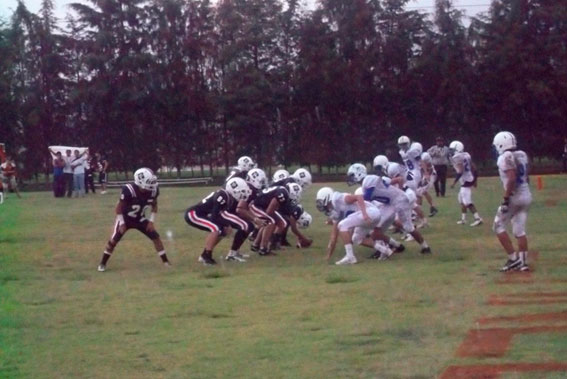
[48,145,89,158]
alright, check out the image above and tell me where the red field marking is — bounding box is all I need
[496,273,533,284]
[456,325,567,357]
[478,310,567,325]
[440,362,567,379]
[488,294,567,306]
[504,292,567,298]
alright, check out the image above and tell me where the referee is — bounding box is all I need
[427,136,450,197]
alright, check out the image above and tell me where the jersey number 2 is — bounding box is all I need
[128,205,150,221]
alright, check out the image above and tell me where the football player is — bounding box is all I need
[97,168,170,272]
[418,152,439,217]
[492,132,532,272]
[249,182,302,255]
[398,137,426,226]
[449,141,483,226]
[226,155,257,181]
[185,177,252,265]
[271,169,291,185]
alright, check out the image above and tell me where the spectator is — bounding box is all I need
[1,154,22,198]
[427,136,450,197]
[71,149,88,197]
[51,150,66,197]
[563,138,567,173]
[85,152,96,194]
[63,149,74,197]
[97,153,109,194]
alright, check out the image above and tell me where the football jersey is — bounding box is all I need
[272,177,297,187]
[497,150,530,195]
[451,152,474,185]
[225,167,247,182]
[193,189,235,216]
[252,186,290,209]
[120,183,159,222]
[362,174,406,206]
[400,146,422,175]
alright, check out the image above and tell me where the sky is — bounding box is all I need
[0,0,491,23]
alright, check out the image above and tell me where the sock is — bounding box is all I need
[474,212,481,220]
[345,244,354,259]
[158,250,169,263]
[508,252,518,261]
[420,241,429,249]
[519,251,527,263]
[388,238,400,248]
[231,230,247,251]
[461,213,466,221]
[228,249,237,257]
[101,251,112,265]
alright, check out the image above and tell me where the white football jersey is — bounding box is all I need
[330,191,375,221]
[497,150,530,195]
[451,152,474,185]
[362,174,406,206]
[400,146,422,183]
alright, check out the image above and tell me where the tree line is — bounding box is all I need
[0,0,566,179]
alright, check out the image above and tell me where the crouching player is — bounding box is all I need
[98,168,170,272]
[492,131,532,272]
[185,177,251,265]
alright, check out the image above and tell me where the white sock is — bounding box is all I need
[345,244,354,259]
[420,241,429,249]
[519,251,527,263]
[461,213,466,221]
[474,212,481,220]
[103,250,112,256]
[388,238,400,248]
[508,252,518,261]
[158,250,166,256]
[373,241,388,253]
[228,249,237,256]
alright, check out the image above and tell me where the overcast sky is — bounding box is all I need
[1,0,491,23]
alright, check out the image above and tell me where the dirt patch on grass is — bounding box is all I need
[440,362,567,379]
[545,199,558,207]
[478,310,567,325]
[488,292,567,306]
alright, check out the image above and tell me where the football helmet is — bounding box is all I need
[410,142,423,155]
[493,131,517,155]
[449,141,464,156]
[237,156,256,171]
[398,135,411,151]
[421,152,432,163]
[292,168,312,189]
[134,168,158,191]
[316,187,334,212]
[373,155,389,175]
[272,169,290,183]
[297,211,312,229]
[387,162,404,178]
[226,177,252,201]
[346,163,367,186]
[246,168,267,190]
[286,182,303,201]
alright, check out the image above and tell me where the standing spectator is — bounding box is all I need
[427,136,450,197]
[85,152,96,194]
[562,138,567,173]
[63,149,74,197]
[1,154,22,198]
[71,149,88,197]
[51,150,66,197]
[97,153,109,194]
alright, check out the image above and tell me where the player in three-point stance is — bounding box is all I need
[449,140,483,226]
[97,168,170,272]
[492,131,532,272]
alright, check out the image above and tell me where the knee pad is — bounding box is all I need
[492,215,506,234]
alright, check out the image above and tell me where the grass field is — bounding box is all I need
[1,176,566,378]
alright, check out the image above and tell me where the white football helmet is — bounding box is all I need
[493,131,517,155]
[354,186,364,196]
[237,156,256,171]
[373,155,389,175]
[449,140,464,156]
[387,162,405,178]
[134,168,158,191]
[316,187,334,212]
[421,152,432,163]
[246,168,267,190]
[272,169,290,183]
[297,211,312,229]
[226,177,252,201]
[346,163,367,186]
[292,168,312,189]
[410,142,423,155]
[286,182,303,201]
[398,135,411,150]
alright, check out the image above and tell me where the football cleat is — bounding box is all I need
[226,253,246,263]
[163,262,172,268]
[470,218,483,227]
[420,247,432,254]
[393,244,405,253]
[97,264,106,272]
[250,244,260,253]
[456,220,466,225]
[518,263,530,272]
[429,207,438,217]
[378,248,394,261]
[335,256,357,265]
[259,248,276,256]
[198,254,217,265]
[500,258,522,272]
[281,238,292,247]
[367,251,381,259]
[235,251,250,259]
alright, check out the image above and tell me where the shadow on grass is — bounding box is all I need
[201,270,230,279]
[325,273,359,284]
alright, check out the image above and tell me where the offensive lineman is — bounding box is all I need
[492,131,532,272]
[449,141,483,226]
[98,168,170,272]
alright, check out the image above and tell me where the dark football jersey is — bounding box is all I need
[272,177,297,187]
[193,189,235,217]
[279,202,304,219]
[120,183,159,222]
[252,186,290,209]
[225,168,248,182]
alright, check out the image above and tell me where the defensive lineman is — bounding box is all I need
[493,131,532,272]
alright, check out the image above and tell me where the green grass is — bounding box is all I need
[1,175,566,378]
